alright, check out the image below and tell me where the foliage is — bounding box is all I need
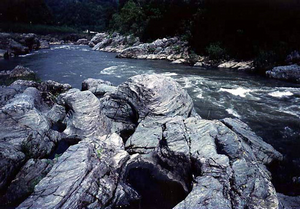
[96,148,103,159]
[110,0,146,36]
[206,43,227,61]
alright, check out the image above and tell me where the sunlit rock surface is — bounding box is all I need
[0,74,287,209]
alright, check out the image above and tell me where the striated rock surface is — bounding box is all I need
[266,64,300,83]
[0,74,289,209]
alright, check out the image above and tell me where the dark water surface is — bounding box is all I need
[1,45,300,195]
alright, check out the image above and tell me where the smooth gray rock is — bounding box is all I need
[266,64,300,83]
[115,74,194,120]
[221,118,283,164]
[82,78,116,96]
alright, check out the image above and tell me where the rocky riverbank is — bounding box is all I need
[88,32,254,71]
[0,66,298,208]
[0,32,93,59]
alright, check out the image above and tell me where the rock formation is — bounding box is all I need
[0,73,295,209]
[266,64,300,83]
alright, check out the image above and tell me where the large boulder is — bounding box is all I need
[113,74,194,120]
[266,64,300,83]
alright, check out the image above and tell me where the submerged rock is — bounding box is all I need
[266,64,300,83]
[0,74,285,208]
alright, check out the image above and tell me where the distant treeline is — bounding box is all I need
[1,0,300,68]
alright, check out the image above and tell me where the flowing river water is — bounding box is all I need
[1,45,300,195]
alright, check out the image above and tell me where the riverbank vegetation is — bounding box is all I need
[1,0,300,71]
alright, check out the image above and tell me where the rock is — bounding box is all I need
[76,38,89,45]
[221,118,283,164]
[266,64,300,83]
[0,143,26,192]
[0,65,35,80]
[278,193,300,209]
[115,74,194,119]
[38,80,72,95]
[92,38,112,51]
[183,118,279,209]
[194,61,211,67]
[218,60,254,71]
[0,159,53,207]
[58,88,111,139]
[88,32,107,47]
[39,40,50,49]
[9,65,35,78]
[9,39,29,55]
[117,45,148,58]
[0,74,285,209]
[172,59,187,64]
[0,87,61,196]
[82,78,116,96]
[18,134,130,209]
[174,176,232,209]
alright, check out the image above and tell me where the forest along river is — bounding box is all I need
[1,45,300,195]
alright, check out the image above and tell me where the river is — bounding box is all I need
[1,45,300,195]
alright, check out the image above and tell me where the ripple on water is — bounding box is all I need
[269,91,293,98]
[219,87,252,98]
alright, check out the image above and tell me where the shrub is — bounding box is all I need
[206,42,226,61]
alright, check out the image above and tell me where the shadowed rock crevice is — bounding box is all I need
[47,137,80,160]
[123,162,189,209]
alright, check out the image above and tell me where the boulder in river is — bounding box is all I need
[76,38,89,45]
[0,74,291,208]
[266,64,300,83]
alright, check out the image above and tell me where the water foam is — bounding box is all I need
[226,108,241,118]
[268,91,293,98]
[219,87,252,98]
[100,66,119,75]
